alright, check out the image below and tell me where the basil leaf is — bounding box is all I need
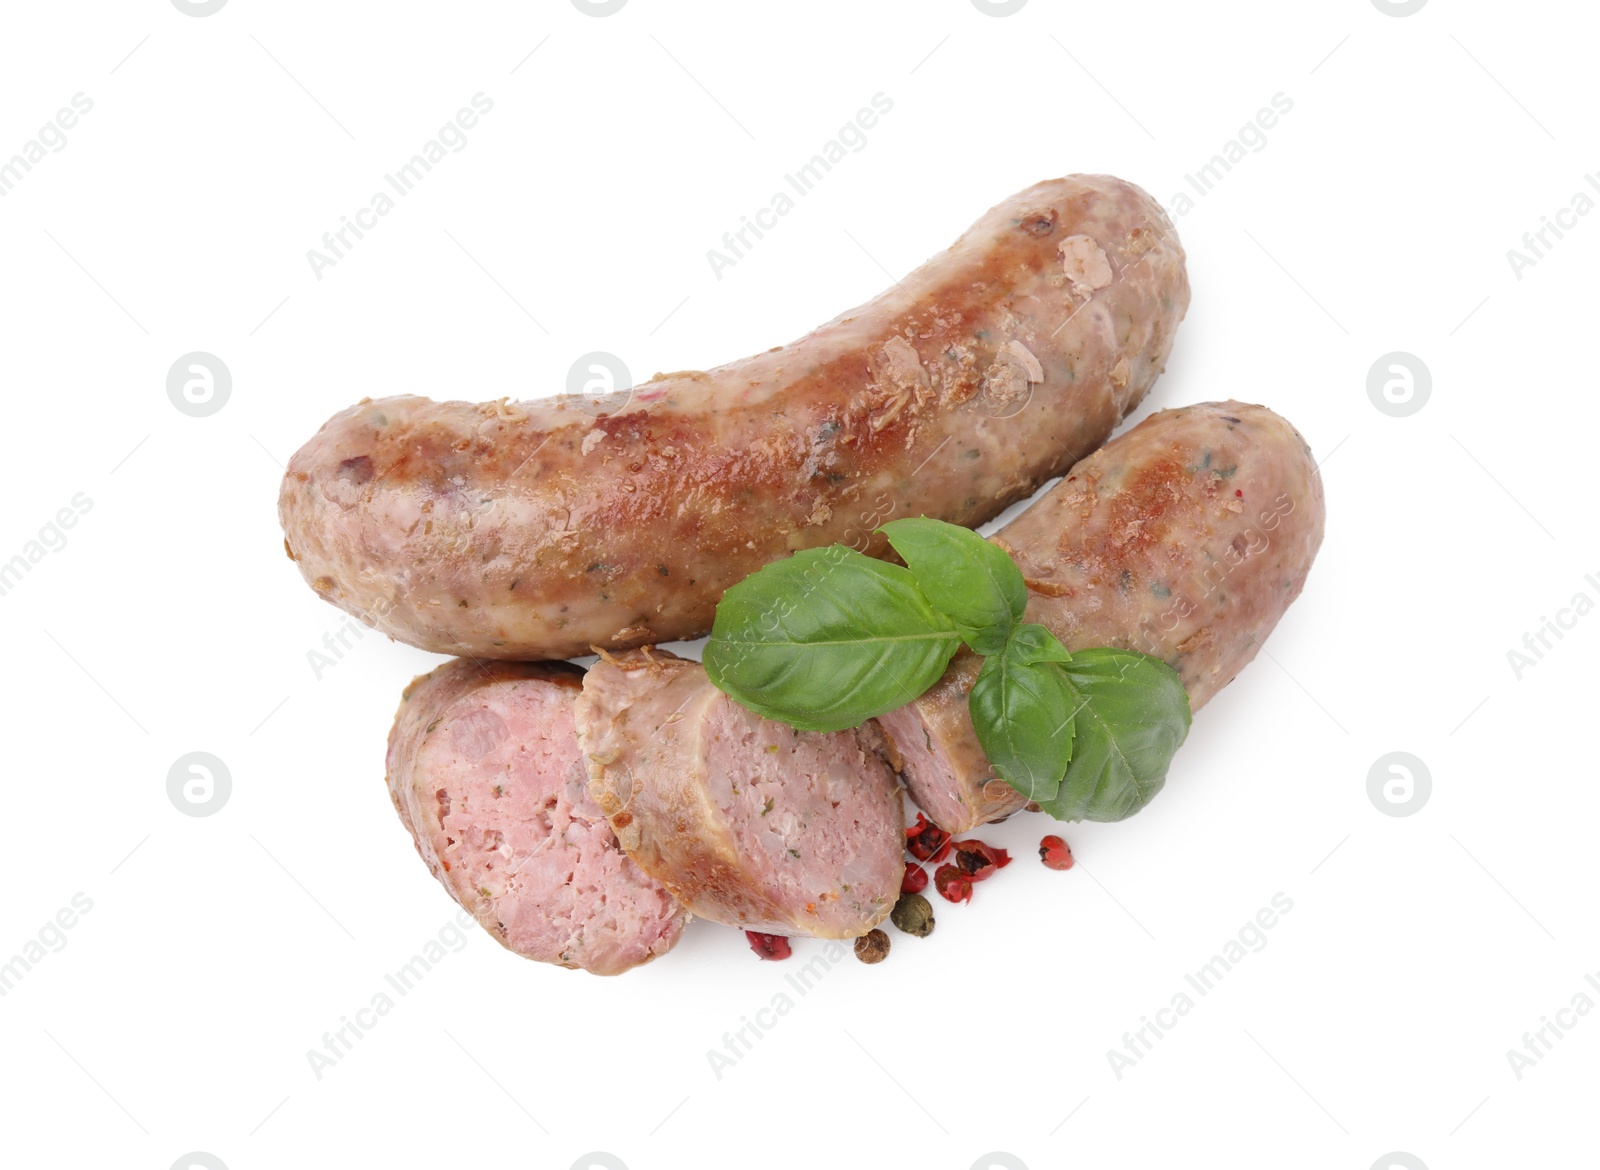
[704,545,962,732]
[968,647,1077,802]
[1005,623,1072,666]
[879,517,1025,656]
[1039,648,1192,823]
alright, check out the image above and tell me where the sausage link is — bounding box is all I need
[876,401,1326,832]
[280,175,1188,659]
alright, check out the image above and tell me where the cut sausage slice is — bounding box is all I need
[280,174,1188,660]
[575,650,904,939]
[876,400,1326,832]
[385,659,688,975]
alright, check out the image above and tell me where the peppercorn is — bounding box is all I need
[955,848,989,879]
[889,892,935,938]
[1039,835,1074,870]
[901,864,929,895]
[854,929,890,964]
[933,863,973,904]
[745,930,792,960]
[952,839,1012,881]
[905,812,952,863]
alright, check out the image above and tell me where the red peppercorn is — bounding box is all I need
[951,839,1011,881]
[955,851,989,880]
[933,863,973,904]
[745,931,792,960]
[1039,835,1074,870]
[905,813,952,863]
[901,864,929,895]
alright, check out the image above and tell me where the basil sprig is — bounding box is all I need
[969,629,1078,800]
[702,545,961,733]
[704,518,1192,822]
[877,516,1026,655]
[1047,649,1192,821]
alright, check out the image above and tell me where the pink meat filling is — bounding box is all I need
[702,693,903,936]
[413,678,685,975]
[874,705,974,834]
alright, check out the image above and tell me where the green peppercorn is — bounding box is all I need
[854,929,890,964]
[889,892,935,938]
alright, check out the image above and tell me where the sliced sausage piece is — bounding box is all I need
[280,174,1188,659]
[876,400,1326,832]
[386,658,688,975]
[575,649,904,939]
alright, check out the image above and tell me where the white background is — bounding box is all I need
[0,1,1592,1168]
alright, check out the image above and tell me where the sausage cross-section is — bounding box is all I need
[575,649,905,938]
[385,658,688,975]
[280,174,1188,659]
[876,401,1326,833]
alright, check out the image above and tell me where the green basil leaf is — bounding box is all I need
[954,626,1008,657]
[1005,623,1073,665]
[968,649,1077,803]
[704,545,962,732]
[879,517,1025,656]
[1039,648,1192,823]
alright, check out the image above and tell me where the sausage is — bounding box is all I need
[279,174,1188,660]
[574,649,904,939]
[875,401,1326,833]
[385,658,688,975]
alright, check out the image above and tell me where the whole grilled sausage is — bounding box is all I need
[875,401,1325,833]
[280,175,1188,659]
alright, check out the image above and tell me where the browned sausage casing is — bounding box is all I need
[875,401,1326,833]
[279,175,1188,659]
